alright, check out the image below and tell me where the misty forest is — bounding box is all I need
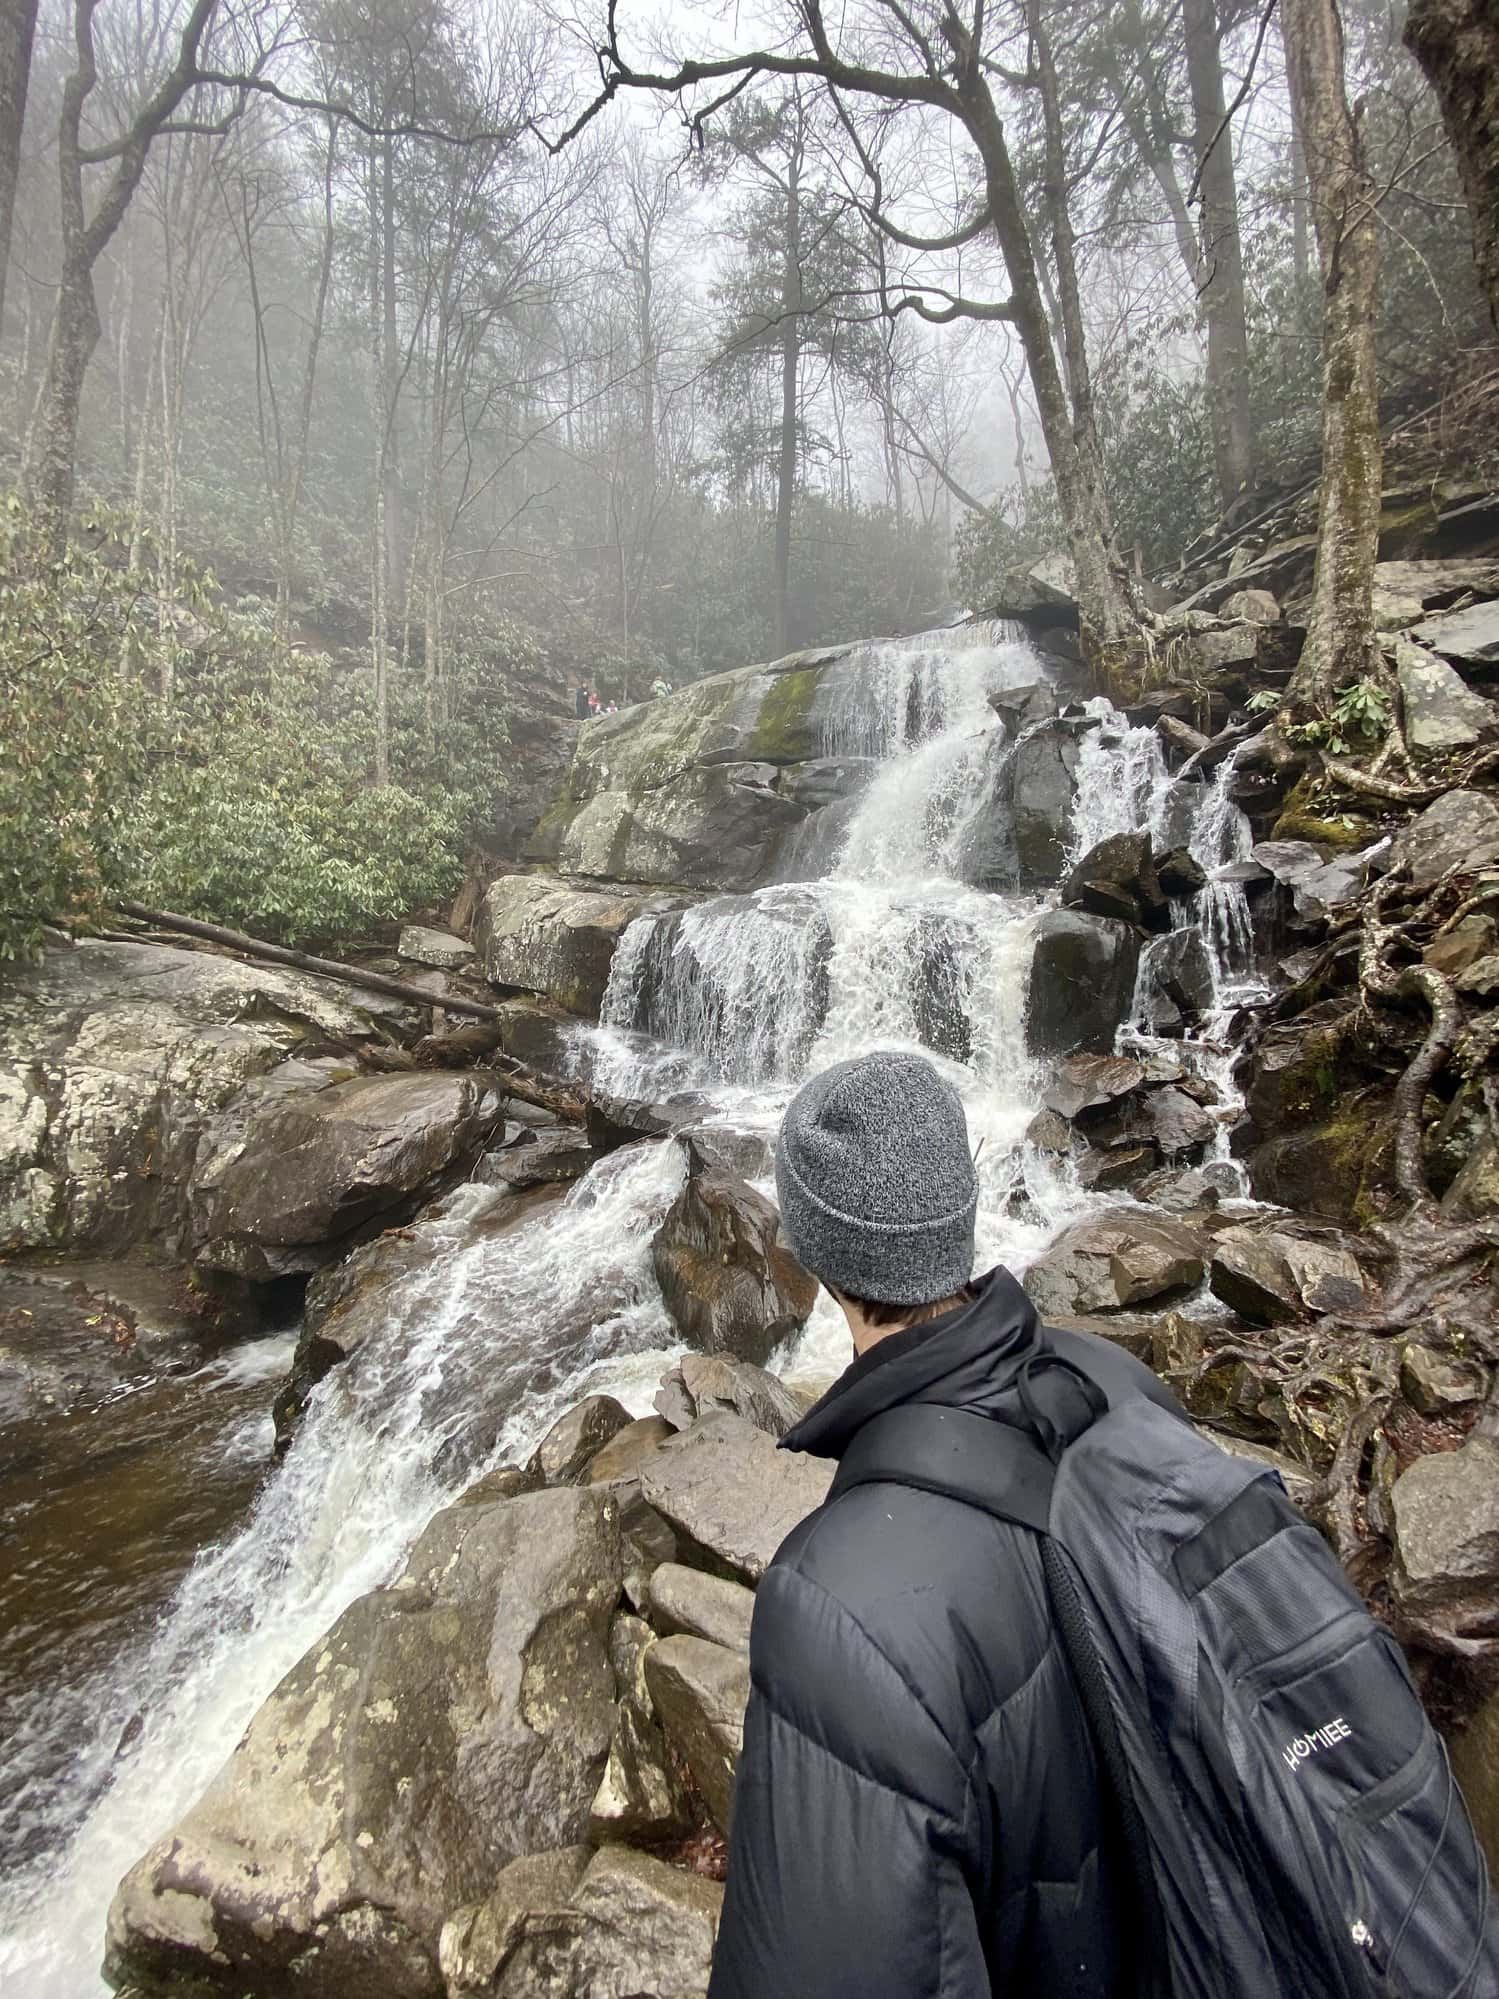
[3,0,1499,1991]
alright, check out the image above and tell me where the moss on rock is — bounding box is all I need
[747,665,823,764]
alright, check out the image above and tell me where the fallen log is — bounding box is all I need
[111,900,589,1122]
[1156,713,1212,763]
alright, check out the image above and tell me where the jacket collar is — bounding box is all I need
[781,1265,1043,1461]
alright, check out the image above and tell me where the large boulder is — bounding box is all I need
[1010,721,1083,883]
[654,1353,806,1440]
[1023,1210,1205,1316]
[191,1072,503,1280]
[640,1412,834,1583]
[1391,1435,1499,1618]
[1394,639,1498,752]
[1393,790,1499,893]
[476,874,678,1017]
[644,1635,751,1835]
[105,1484,622,1998]
[0,939,407,1259]
[397,925,475,970]
[556,766,807,890]
[530,1396,634,1485]
[1026,912,1140,1060]
[652,1164,816,1367]
[442,1846,723,1999]
[1411,599,1499,671]
[648,1562,756,1654]
[1061,832,1164,927]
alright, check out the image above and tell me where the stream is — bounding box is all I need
[0,622,1258,1994]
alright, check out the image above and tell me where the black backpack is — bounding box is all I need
[832,1343,1499,1999]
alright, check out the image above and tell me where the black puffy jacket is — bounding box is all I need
[707,1266,1181,1999]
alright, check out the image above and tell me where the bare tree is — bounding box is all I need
[1403,0,1499,331]
[1279,0,1381,713]
[0,0,39,334]
[559,0,1144,668]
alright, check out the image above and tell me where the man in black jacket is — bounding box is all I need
[708,1048,1171,1999]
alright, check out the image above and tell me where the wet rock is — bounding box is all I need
[989,680,1059,732]
[530,1396,634,1486]
[1250,839,1371,922]
[1026,911,1140,1060]
[1139,1084,1218,1156]
[1062,832,1163,927]
[441,1847,592,1998]
[1134,1162,1240,1212]
[1401,1344,1484,1416]
[1044,1311,1159,1362]
[655,1353,805,1441]
[1042,1054,1145,1120]
[1208,1230,1302,1325]
[644,1635,751,1835]
[1391,1436,1499,1613]
[639,1412,834,1584]
[909,912,977,1063]
[1076,1145,1157,1191]
[1139,929,1217,1017]
[0,939,406,1259]
[106,1484,622,1998]
[652,1165,816,1368]
[191,1072,504,1280]
[398,925,475,970]
[474,1126,598,1190]
[1393,790,1499,892]
[1394,639,1498,752]
[1011,722,1084,882]
[446,1845,723,1999]
[560,763,808,893]
[672,1121,772,1182]
[493,997,579,1076]
[618,1489,679,1615]
[1022,1210,1205,1316]
[1411,599,1499,671]
[1155,847,1207,897]
[1026,1108,1074,1153]
[1247,1107,1393,1225]
[586,1414,675,1483]
[477,874,679,1017]
[649,1563,756,1654]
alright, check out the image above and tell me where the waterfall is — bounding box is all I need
[1,620,1262,1995]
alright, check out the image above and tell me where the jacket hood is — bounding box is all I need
[782,1264,1043,1461]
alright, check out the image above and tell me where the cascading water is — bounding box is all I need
[1,621,1262,1995]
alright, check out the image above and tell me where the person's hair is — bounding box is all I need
[836,1279,981,1329]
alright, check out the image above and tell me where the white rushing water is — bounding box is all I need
[0,622,1260,1993]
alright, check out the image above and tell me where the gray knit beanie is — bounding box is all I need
[775,1051,978,1306]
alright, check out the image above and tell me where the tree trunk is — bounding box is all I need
[1025,0,1100,464]
[1183,0,1255,507]
[773,146,801,657]
[1403,0,1499,330]
[958,73,1139,662]
[1280,0,1383,713]
[29,257,102,552]
[0,0,38,336]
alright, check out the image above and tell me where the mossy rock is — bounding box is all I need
[1377,499,1438,561]
[747,664,824,764]
[1270,776,1378,850]
[1247,1087,1395,1225]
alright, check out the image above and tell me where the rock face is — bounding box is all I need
[442,1846,722,1999]
[652,1165,817,1367]
[531,645,893,894]
[476,874,681,1017]
[1023,1210,1205,1316]
[0,939,408,1259]
[644,1635,751,1834]
[1026,911,1141,1059]
[106,1483,622,1997]
[191,1072,503,1279]
[640,1412,834,1583]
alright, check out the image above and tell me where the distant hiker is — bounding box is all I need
[604,700,618,714]
[708,1049,1499,1999]
[574,685,589,719]
[651,675,670,699]
[586,689,600,716]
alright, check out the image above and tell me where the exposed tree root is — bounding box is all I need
[1307,1394,1390,1583]
[1323,743,1499,804]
